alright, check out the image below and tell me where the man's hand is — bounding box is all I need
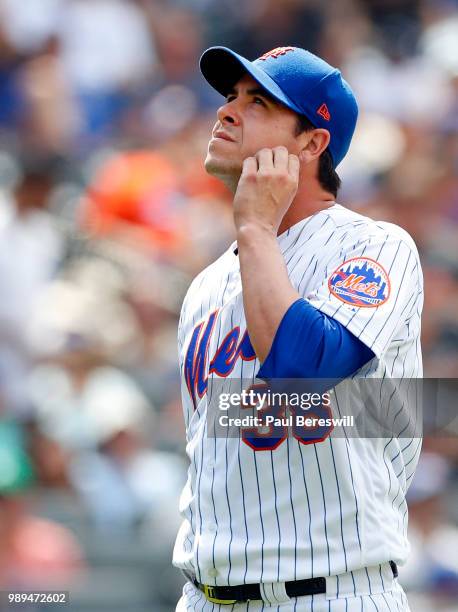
[233,146,300,234]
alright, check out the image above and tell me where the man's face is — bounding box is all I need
[205,74,301,185]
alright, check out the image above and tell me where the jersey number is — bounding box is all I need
[240,385,333,451]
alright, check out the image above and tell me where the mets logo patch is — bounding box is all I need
[328,257,390,308]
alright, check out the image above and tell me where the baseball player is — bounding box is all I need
[173,46,423,611]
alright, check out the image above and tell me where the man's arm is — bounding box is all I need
[235,146,374,376]
[234,146,301,361]
[237,223,298,361]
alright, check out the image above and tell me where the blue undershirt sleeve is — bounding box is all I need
[257,298,375,380]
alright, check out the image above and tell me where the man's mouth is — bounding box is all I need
[213,131,235,142]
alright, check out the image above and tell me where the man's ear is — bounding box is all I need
[298,129,331,164]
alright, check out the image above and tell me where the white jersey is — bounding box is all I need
[173,203,423,587]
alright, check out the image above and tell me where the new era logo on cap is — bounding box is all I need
[317,103,331,121]
[259,46,295,61]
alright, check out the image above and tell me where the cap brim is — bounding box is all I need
[199,46,302,114]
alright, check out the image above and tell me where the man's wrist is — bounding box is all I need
[236,222,277,247]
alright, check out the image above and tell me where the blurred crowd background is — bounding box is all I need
[0,0,457,610]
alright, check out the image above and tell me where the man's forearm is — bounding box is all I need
[237,223,299,361]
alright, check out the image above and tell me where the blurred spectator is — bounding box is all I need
[59,0,158,140]
[0,495,84,589]
[364,0,422,59]
[0,0,63,54]
[26,346,151,452]
[0,420,84,590]
[403,452,458,604]
[69,425,186,538]
[202,0,324,60]
[26,339,186,534]
[27,420,71,489]
[20,36,80,154]
[0,155,63,414]
[80,150,186,254]
[0,20,25,130]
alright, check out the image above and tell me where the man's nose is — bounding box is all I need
[216,100,241,125]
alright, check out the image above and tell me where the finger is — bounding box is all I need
[288,154,300,182]
[272,146,289,170]
[255,148,274,172]
[242,156,257,176]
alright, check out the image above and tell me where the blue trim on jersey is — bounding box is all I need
[257,298,374,381]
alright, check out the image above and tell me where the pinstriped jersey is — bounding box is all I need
[173,203,423,586]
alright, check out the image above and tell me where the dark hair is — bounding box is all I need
[295,114,341,197]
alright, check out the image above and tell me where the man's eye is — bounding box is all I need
[253,97,266,106]
[226,95,236,103]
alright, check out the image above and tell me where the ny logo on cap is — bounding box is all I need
[317,103,331,121]
[259,46,295,61]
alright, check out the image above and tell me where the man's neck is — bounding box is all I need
[277,183,336,235]
[222,167,336,235]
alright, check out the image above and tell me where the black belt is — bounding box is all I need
[183,562,398,605]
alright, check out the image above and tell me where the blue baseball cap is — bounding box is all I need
[200,46,358,167]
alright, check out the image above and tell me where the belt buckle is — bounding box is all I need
[203,584,237,605]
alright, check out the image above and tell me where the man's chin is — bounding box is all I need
[204,154,241,183]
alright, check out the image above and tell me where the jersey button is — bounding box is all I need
[207,568,219,578]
